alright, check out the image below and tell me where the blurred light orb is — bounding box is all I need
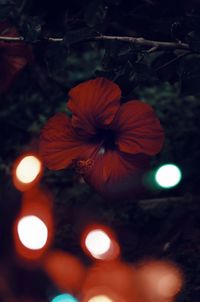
[155,164,182,188]
[17,215,48,250]
[16,155,42,183]
[137,260,183,300]
[88,295,113,302]
[158,272,182,298]
[51,294,78,302]
[85,229,111,258]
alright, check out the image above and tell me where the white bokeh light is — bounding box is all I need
[85,229,111,258]
[88,295,113,302]
[16,155,41,183]
[155,164,182,188]
[17,215,48,250]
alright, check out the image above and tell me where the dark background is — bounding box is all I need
[0,0,200,301]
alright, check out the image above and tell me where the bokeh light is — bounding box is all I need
[157,272,182,298]
[136,260,183,300]
[82,227,120,261]
[88,295,113,302]
[13,153,43,191]
[16,155,41,183]
[82,287,125,302]
[43,250,85,293]
[155,164,182,188]
[85,229,111,258]
[17,215,48,250]
[13,188,53,261]
[82,262,138,302]
[51,293,78,302]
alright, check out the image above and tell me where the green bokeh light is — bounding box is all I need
[51,294,78,302]
[155,164,182,189]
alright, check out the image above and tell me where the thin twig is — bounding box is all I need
[155,52,190,71]
[0,36,24,41]
[147,45,159,53]
[0,34,191,51]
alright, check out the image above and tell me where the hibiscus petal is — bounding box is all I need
[39,113,96,170]
[68,78,121,136]
[83,150,149,199]
[112,101,164,155]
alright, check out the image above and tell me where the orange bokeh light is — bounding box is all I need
[13,188,53,262]
[136,260,183,301]
[43,250,86,293]
[13,153,43,191]
[82,225,120,261]
[81,261,139,302]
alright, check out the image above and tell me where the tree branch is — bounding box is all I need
[0,34,191,51]
[139,195,198,209]
[94,35,190,51]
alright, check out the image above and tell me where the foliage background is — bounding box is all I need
[0,0,200,301]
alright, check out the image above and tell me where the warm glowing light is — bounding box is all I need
[43,250,85,292]
[85,229,111,258]
[155,164,182,188]
[51,293,78,302]
[137,260,183,300]
[82,262,137,302]
[17,215,48,250]
[88,295,113,302]
[16,155,42,183]
[157,272,182,298]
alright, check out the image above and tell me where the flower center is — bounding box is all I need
[75,128,117,175]
[91,128,117,151]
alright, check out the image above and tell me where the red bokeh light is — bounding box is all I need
[81,261,140,302]
[12,153,43,191]
[43,250,86,293]
[13,188,54,262]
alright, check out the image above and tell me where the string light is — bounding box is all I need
[155,163,182,188]
[13,188,53,260]
[82,226,120,260]
[17,215,48,250]
[16,155,41,183]
[13,154,43,191]
[85,229,111,258]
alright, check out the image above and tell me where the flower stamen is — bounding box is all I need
[74,141,105,174]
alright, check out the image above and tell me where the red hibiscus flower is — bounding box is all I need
[0,22,32,93]
[40,78,164,198]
